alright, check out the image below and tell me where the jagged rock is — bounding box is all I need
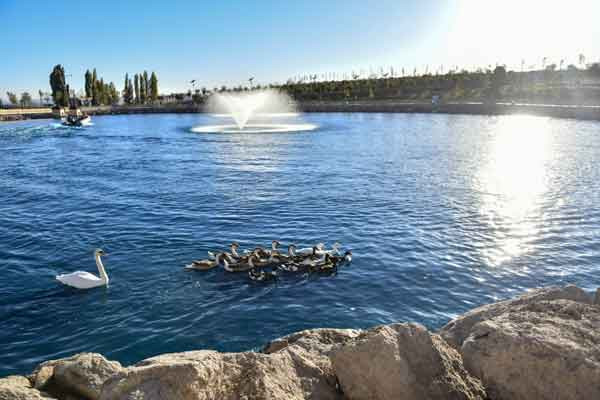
[0,375,56,400]
[100,329,361,400]
[263,328,361,355]
[31,353,122,400]
[595,288,600,305]
[440,284,593,349]
[330,323,486,400]
[461,299,600,400]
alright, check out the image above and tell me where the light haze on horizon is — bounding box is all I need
[1,0,598,97]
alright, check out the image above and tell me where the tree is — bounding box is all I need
[20,92,32,107]
[95,78,104,105]
[91,68,98,105]
[123,73,132,104]
[49,64,68,107]
[109,82,119,104]
[85,70,92,98]
[38,90,43,106]
[139,72,146,103]
[134,74,140,104]
[6,91,18,105]
[143,71,149,100]
[127,77,134,104]
[150,72,158,102]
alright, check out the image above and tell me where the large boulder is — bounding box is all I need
[30,353,123,400]
[263,328,360,355]
[330,323,486,400]
[440,284,592,349]
[100,329,360,400]
[461,299,600,400]
[0,375,56,400]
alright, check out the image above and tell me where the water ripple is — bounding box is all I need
[0,113,599,375]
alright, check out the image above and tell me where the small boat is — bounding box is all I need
[62,114,91,127]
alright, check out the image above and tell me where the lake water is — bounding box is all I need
[1,112,599,376]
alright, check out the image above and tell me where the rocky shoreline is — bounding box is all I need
[1,284,599,400]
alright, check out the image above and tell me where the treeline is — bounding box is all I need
[3,91,32,107]
[43,64,158,108]
[272,63,600,105]
[122,71,158,105]
[84,69,119,106]
[48,65,119,107]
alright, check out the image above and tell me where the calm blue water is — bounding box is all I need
[1,112,599,376]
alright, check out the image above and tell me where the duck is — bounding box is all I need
[310,254,337,273]
[249,254,272,269]
[230,242,245,260]
[267,244,295,265]
[294,243,325,256]
[222,253,254,272]
[56,249,109,289]
[330,250,352,265]
[185,253,223,270]
[248,267,278,282]
[297,246,326,266]
[316,242,342,256]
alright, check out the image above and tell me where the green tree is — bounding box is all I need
[123,73,133,104]
[139,72,147,104]
[91,68,98,105]
[127,77,134,104]
[6,92,18,105]
[150,72,158,102]
[85,70,92,98]
[134,74,140,104]
[95,78,104,105]
[143,71,149,101]
[49,64,68,107]
[20,92,32,107]
[109,82,119,104]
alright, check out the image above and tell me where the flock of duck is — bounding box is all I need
[185,241,353,282]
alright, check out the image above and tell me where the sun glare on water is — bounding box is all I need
[476,116,552,267]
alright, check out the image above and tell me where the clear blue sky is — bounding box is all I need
[1,0,598,97]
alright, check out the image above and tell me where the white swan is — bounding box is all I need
[56,249,109,289]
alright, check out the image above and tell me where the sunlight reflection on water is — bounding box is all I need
[476,115,552,266]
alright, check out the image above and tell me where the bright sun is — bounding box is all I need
[447,0,599,69]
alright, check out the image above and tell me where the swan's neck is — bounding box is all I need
[249,257,255,268]
[231,247,240,258]
[95,254,108,283]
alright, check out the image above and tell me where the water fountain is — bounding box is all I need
[191,89,317,133]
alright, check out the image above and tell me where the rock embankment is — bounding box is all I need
[1,284,598,400]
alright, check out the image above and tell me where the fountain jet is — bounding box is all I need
[206,89,298,130]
